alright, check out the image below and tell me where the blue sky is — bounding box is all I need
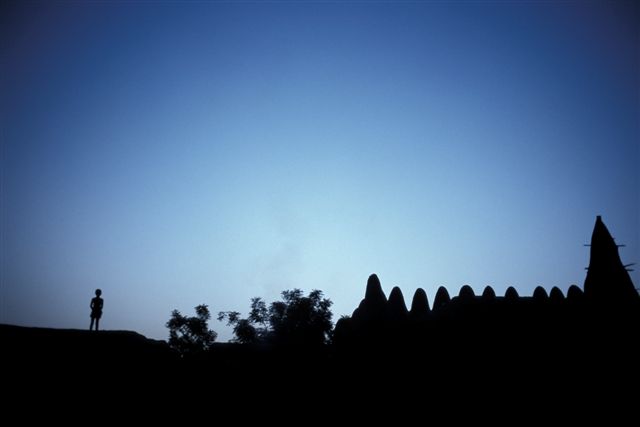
[1,1,638,341]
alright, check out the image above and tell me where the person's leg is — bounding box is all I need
[90,318,95,331]
[96,318,100,331]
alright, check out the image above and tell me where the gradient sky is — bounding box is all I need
[1,1,638,342]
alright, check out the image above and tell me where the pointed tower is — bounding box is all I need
[364,274,387,306]
[583,216,637,301]
[352,274,387,324]
[410,288,431,316]
[387,286,409,321]
[481,286,496,300]
[458,285,475,299]
[433,286,450,311]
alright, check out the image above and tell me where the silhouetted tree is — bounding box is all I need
[166,304,217,355]
[218,297,270,344]
[270,289,333,346]
[219,289,333,346]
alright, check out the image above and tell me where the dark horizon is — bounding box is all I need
[2,215,637,405]
[1,216,636,346]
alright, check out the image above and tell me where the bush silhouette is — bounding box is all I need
[166,304,217,355]
[270,289,333,346]
[219,289,333,346]
[218,297,270,344]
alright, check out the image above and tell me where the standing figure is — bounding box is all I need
[90,289,104,331]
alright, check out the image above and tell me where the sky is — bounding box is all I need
[1,1,638,342]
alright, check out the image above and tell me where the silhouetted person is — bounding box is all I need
[90,289,104,331]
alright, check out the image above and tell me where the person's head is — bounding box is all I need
[95,289,102,297]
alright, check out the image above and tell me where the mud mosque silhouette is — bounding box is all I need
[333,216,638,362]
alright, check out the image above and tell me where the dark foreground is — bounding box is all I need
[2,319,637,401]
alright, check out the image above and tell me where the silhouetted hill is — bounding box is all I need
[0,324,176,363]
